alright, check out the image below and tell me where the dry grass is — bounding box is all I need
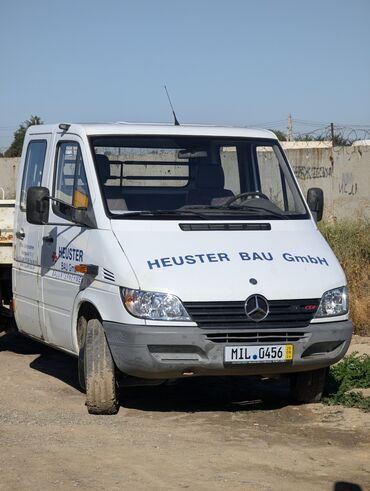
[320,220,370,336]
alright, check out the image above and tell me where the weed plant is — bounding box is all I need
[323,352,370,411]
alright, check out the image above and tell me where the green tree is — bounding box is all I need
[269,129,287,141]
[332,133,352,146]
[4,116,43,157]
[295,132,351,146]
[295,133,325,142]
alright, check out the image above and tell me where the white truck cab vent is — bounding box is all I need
[179,223,271,231]
[103,268,115,282]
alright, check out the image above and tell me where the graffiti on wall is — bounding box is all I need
[339,173,358,196]
[292,166,333,180]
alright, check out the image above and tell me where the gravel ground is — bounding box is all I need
[0,330,369,491]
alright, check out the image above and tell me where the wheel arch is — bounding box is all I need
[72,294,103,352]
[75,300,102,348]
[71,285,140,353]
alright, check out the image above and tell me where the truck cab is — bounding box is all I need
[12,123,352,414]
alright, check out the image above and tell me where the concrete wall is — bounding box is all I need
[1,145,369,220]
[284,145,370,220]
[0,158,19,199]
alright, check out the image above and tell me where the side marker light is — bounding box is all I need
[75,264,99,275]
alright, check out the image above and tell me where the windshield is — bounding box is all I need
[90,136,308,220]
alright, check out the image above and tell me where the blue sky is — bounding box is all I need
[1,0,369,150]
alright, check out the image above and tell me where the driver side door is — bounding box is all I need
[40,137,92,351]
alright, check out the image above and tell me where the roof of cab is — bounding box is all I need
[27,122,277,140]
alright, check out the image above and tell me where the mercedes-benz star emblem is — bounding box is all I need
[245,294,269,322]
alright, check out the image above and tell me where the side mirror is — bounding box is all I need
[26,187,50,225]
[307,187,324,222]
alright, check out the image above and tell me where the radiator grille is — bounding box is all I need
[184,299,320,329]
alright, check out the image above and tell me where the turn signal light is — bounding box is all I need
[75,264,99,275]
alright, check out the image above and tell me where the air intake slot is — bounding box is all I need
[103,268,115,282]
[206,331,308,343]
[179,223,271,231]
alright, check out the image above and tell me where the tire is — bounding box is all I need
[78,344,86,391]
[83,318,119,415]
[290,368,327,403]
[77,315,87,391]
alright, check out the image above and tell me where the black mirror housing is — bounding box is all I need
[307,187,324,222]
[26,188,96,228]
[26,187,50,225]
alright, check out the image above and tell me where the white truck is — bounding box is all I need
[0,122,352,414]
[0,192,14,328]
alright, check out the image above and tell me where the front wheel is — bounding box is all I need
[83,318,119,415]
[290,368,327,403]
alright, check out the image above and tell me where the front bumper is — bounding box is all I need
[103,320,352,379]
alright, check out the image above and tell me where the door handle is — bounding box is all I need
[42,235,54,243]
[16,229,25,240]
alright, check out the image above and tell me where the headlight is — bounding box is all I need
[315,286,348,318]
[122,288,191,321]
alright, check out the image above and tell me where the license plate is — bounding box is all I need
[224,344,293,364]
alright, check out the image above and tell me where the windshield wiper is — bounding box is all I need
[119,209,209,219]
[189,204,290,219]
[118,206,289,220]
[221,205,290,219]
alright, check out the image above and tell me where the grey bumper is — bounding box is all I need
[103,320,352,379]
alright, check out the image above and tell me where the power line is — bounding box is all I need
[245,119,286,127]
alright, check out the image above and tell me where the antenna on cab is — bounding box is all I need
[164,85,180,126]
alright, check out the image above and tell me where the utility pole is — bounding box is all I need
[330,122,335,146]
[329,122,335,217]
[287,114,293,141]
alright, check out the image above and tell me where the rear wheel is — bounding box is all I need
[290,368,327,403]
[83,318,119,415]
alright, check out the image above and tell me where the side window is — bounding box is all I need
[20,140,47,210]
[53,142,90,220]
[220,146,241,195]
[255,146,294,211]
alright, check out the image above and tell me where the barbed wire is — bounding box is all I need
[245,118,370,146]
[295,126,370,144]
[1,119,370,155]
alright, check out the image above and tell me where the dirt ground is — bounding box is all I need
[0,331,369,491]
